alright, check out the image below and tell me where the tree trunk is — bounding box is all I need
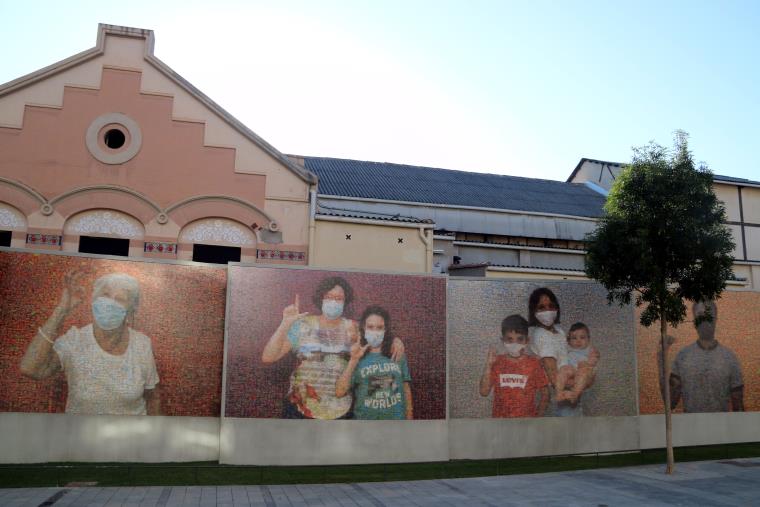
[661,312,675,474]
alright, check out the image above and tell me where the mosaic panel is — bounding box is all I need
[225,266,447,419]
[638,291,760,414]
[0,250,226,416]
[448,279,637,418]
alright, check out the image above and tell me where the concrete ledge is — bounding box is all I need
[220,418,449,465]
[449,416,640,460]
[639,412,760,449]
[0,413,220,463]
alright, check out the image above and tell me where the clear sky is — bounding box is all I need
[2,0,758,181]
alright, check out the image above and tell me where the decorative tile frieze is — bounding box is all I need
[0,207,26,229]
[144,242,177,254]
[26,234,61,246]
[256,249,306,261]
[180,219,255,246]
[65,210,144,238]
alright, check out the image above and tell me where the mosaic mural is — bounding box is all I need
[448,280,637,418]
[0,250,226,416]
[638,291,760,414]
[224,266,447,419]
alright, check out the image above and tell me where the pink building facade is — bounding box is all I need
[0,25,315,264]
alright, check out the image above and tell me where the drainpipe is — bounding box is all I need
[418,227,433,272]
[307,187,317,265]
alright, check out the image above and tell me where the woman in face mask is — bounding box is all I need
[336,306,413,420]
[262,277,405,419]
[20,271,160,416]
[526,287,572,415]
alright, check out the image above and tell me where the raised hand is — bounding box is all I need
[349,341,370,362]
[58,270,87,315]
[390,337,405,362]
[486,349,497,368]
[281,294,309,328]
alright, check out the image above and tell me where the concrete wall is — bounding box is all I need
[220,419,449,465]
[4,411,760,464]
[0,413,220,463]
[449,416,640,460]
[639,413,760,449]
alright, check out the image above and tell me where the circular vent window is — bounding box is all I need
[86,113,142,165]
[104,129,126,149]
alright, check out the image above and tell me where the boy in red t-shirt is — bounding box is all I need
[479,314,549,418]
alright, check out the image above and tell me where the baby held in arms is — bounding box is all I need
[554,322,600,404]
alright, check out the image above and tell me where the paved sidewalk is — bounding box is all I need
[1,458,758,506]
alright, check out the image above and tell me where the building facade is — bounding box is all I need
[0,25,315,265]
[569,158,760,290]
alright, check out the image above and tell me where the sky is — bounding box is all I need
[2,0,759,181]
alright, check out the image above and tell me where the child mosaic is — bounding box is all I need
[449,279,637,418]
[0,250,226,416]
[224,266,446,419]
[638,291,760,415]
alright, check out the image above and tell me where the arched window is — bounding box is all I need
[179,218,256,264]
[64,209,145,257]
[0,202,27,247]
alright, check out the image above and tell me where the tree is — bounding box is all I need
[584,131,734,474]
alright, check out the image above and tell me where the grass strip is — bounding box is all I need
[1,442,758,488]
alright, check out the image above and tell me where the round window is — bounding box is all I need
[86,113,142,164]
[104,129,126,149]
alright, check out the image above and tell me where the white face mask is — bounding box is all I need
[92,296,127,331]
[364,330,385,348]
[321,299,344,320]
[535,310,557,327]
[504,343,526,358]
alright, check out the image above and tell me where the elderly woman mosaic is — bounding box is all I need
[0,250,228,417]
[20,271,160,415]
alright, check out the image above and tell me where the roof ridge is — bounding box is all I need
[298,155,580,185]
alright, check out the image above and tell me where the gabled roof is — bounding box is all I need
[566,157,626,183]
[303,156,607,218]
[569,158,760,188]
[0,24,316,184]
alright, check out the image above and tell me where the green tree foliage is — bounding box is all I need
[584,131,734,474]
[585,132,734,327]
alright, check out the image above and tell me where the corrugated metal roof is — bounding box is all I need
[714,174,760,186]
[304,157,607,218]
[316,204,433,224]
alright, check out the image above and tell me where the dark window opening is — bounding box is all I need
[104,129,126,149]
[79,235,130,256]
[0,230,11,247]
[192,244,241,264]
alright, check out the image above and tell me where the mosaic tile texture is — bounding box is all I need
[0,251,226,416]
[225,266,447,419]
[638,291,760,414]
[448,280,637,418]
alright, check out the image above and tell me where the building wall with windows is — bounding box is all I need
[0,24,315,265]
[569,158,760,290]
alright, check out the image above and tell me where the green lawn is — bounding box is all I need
[2,442,759,488]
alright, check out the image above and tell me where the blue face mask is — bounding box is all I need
[321,299,344,320]
[364,330,385,348]
[92,296,128,331]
